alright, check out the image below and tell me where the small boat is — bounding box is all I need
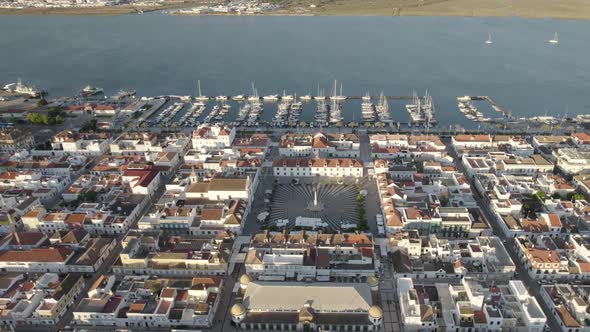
[216,95,228,101]
[485,32,493,45]
[300,94,312,101]
[114,89,136,99]
[79,85,104,97]
[232,95,245,101]
[549,32,559,44]
[263,95,279,101]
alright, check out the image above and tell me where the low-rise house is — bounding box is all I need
[389,234,515,281]
[540,284,590,332]
[452,135,493,153]
[50,130,111,156]
[398,278,546,332]
[192,125,235,151]
[73,275,222,328]
[556,148,590,176]
[0,128,35,153]
[110,132,190,155]
[112,232,233,276]
[0,273,84,328]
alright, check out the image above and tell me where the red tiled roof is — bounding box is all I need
[0,247,73,263]
[201,208,223,221]
[122,170,159,187]
[547,214,562,228]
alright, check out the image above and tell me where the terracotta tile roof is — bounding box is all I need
[64,213,87,225]
[547,214,562,228]
[521,218,549,233]
[573,132,590,143]
[527,248,560,264]
[191,276,222,288]
[201,208,223,221]
[160,288,176,298]
[3,232,45,246]
[576,260,590,273]
[386,209,403,227]
[555,304,581,328]
[453,134,491,142]
[0,247,73,263]
[405,207,430,220]
[122,170,159,188]
[208,177,248,192]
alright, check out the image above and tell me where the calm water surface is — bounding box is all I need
[1,15,589,126]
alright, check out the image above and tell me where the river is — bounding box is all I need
[1,15,589,126]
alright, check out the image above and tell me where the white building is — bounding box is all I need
[273,158,363,177]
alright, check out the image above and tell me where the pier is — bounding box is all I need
[473,95,509,118]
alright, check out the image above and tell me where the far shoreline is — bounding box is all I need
[1,1,590,21]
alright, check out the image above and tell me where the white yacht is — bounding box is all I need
[195,80,209,101]
[299,94,312,101]
[281,93,294,101]
[329,80,347,101]
[248,83,260,101]
[485,32,493,45]
[263,94,279,101]
[232,95,245,101]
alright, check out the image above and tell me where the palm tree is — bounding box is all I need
[299,121,306,128]
[364,122,372,128]
[349,122,357,128]
[375,122,384,128]
[335,122,343,128]
[171,122,178,128]
[140,122,148,128]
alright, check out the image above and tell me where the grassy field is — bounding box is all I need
[284,0,590,19]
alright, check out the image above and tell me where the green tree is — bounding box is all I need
[27,112,42,124]
[567,192,584,202]
[37,98,48,107]
[534,191,546,202]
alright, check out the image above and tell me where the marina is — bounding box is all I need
[98,91,582,133]
[2,76,586,133]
